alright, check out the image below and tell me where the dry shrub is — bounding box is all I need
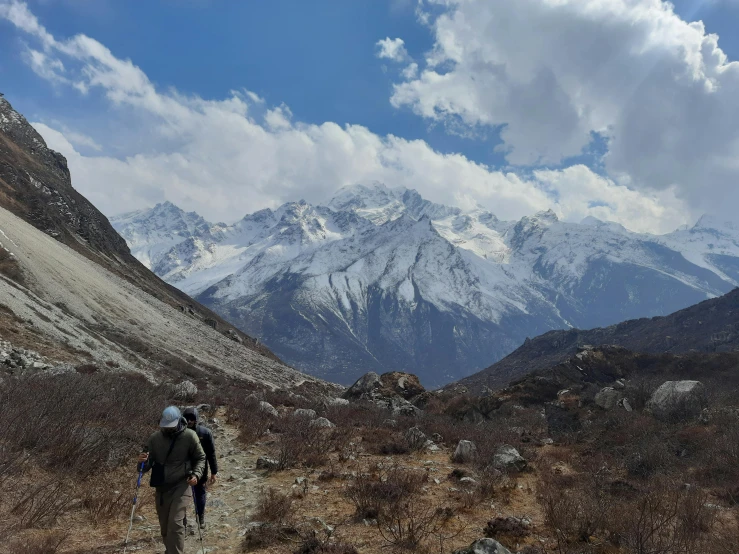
[294,536,359,554]
[253,487,293,524]
[0,372,167,479]
[7,531,67,554]
[228,395,275,445]
[10,480,68,530]
[79,480,129,526]
[242,523,297,551]
[344,465,426,520]
[615,484,719,554]
[376,502,460,551]
[272,416,341,469]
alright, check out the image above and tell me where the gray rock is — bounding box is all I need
[256,456,280,470]
[405,427,427,449]
[327,397,350,406]
[310,417,335,428]
[293,408,317,419]
[173,380,198,401]
[492,445,527,472]
[647,380,706,419]
[452,440,478,464]
[595,387,623,410]
[259,401,279,417]
[453,538,513,554]
[343,372,382,399]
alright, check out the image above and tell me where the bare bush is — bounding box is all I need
[272,416,343,469]
[376,501,459,551]
[79,480,129,526]
[253,487,293,525]
[7,531,67,554]
[10,480,68,530]
[344,465,426,520]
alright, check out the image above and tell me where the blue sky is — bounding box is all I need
[2,0,739,232]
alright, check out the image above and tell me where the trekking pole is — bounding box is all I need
[123,446,147,554]
[192,485,205,554]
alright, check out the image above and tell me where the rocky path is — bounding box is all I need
[113,409,265,554]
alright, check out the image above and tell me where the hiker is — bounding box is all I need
[137,406,206,554]
[182,406,218,529]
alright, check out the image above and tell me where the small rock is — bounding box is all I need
[310,417,335,428]
[256,456,280,470]
[327,397,350,406]
[237,496,245,501]
[259,401,279,417]
[492,445,527,472]
[173,380,198,401]
[453,538,513,554]
[595,387,623,410]
[452,440,478,464]
[293,408,317,419]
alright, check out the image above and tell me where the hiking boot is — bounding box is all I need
[199,513,206,530]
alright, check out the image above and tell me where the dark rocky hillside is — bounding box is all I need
[455,287,739,392]
[0,95,277,361]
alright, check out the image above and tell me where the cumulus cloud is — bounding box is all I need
[0,0,690,233]
[388,0,739,223]
[376,37,409,62]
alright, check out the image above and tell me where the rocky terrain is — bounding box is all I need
[113,184,739,386]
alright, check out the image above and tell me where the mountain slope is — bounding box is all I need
[113,185,739,387]
[0,95,321,389]
[454,286,739,393]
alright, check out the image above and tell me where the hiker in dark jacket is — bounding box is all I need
[138,406,206,554]
[183,406,218,529]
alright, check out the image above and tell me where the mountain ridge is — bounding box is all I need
[112,182,739,387]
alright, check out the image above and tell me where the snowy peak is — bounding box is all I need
[327,182,462,225]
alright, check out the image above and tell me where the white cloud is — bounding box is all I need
[1,0,690,233]
[375,37,408,62]
[387,0,739,223]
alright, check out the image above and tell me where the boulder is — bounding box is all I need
[293,408,317,419]
[595,387,623,410]
[173,380,198,401]
[492,445,527,472]
[259,401,279,417]
[453,538,513,554]
[647,380,706,419]
[310,417,335,428]
[379,371,425,400]
[452,440,478,464]
[343,372,382,399]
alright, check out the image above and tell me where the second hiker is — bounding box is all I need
[183,406,218,530]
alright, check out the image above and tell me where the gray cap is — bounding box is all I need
[159,406,181,428]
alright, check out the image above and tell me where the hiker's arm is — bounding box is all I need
[190,433,207,481]
[137,438,154,473]
[203,428,218,476]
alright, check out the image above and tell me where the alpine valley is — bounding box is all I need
[112,184,739,386]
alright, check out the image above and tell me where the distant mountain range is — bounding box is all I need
[112,183,739,386]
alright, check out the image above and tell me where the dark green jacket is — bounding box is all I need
[143,423,206,490]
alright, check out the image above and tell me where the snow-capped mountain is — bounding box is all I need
[111,183,739,386]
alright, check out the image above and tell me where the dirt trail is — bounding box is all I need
[103,409,266,554]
